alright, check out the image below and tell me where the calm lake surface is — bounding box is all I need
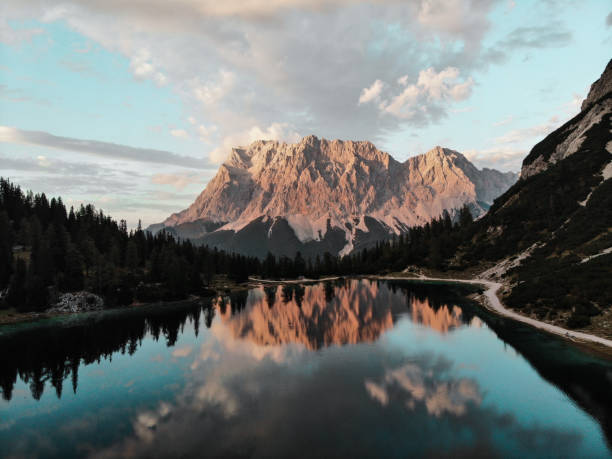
[1,279,612,458]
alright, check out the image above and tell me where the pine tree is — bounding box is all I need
[63,244,84,292]
[0,211,13,288]
[6,258,26,307]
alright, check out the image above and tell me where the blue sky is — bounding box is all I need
[1,0,611,227]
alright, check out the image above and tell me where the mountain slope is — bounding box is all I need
[460,58,612,332]
[153,138,516,258]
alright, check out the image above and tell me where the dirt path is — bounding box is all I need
[250,274,612,349]
[382,275,612,349]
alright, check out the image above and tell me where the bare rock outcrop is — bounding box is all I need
[47,292,104,313]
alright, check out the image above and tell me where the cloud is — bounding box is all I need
[0,126,209,168]
[415,0,496,47]
[0,18,43,45]
[172,346,194,358]
[36,155,52,167]
[360,67,474,122]
[607,12,612,27]
[151,172,203,190]
[358,80,384,105]
[192,70,236,106]
[365,363,482,418]
[0,0,504,164]
[1,0,589,189]
[499,24,572,50]
[209,123,300,163]
[463,147,525,172]
[129,49,167,86]
[196,124,218,143]
[494,117,558,145]
[482,22,573,65]
[364,380,389,406]
[416,67,473,101]
[170,129,189,139]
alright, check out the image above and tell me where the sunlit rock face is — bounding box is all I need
[153,137,516,258]
[212,280,473,350]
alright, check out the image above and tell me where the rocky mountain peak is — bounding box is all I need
[155,137,517,258]
[581,58,612,111]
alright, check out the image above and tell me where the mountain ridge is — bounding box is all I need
[153,139,517,258]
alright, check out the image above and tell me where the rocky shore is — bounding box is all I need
[47,292,104,314]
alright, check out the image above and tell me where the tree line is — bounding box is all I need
[0,178,259,311]
[0,177,475,312]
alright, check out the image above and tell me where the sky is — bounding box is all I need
[1,0,611,228]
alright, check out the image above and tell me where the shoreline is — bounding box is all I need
[4,275,611,352]
[376,274,612,350]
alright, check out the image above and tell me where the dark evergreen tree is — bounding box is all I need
[0,211,13,288]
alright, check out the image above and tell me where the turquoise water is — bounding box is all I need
[1,279,611,458]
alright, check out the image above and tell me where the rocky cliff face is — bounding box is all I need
[522,59,612,179]
[459,59,612,331]
[582,59,612,111]
[154,137,516,258]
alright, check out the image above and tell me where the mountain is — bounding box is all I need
[459,58,612,331]
[152,138,517,258]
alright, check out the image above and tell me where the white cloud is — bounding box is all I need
[193,70,236,106]
[129,49,167,87]
[170,128,189,139]
[361,67,474,121]
[383,85,421,119]
[358,80,384,105]
[209,123,300,163]
[416,67,474,101]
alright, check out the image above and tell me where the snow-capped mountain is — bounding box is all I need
[151,137,517,258]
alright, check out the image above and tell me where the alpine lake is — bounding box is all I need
[1,278,612,458]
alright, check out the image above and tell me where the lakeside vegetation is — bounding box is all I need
[0,177,475,312]
[2,140,611,335]
[0,178,259,312]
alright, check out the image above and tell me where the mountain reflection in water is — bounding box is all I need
[1,279,611,458]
